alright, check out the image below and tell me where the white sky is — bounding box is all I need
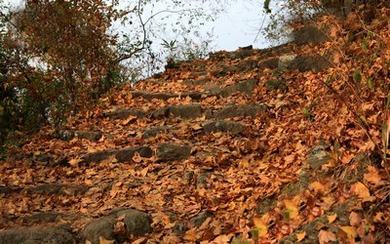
[4,0,285,51]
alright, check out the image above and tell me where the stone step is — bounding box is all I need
[64,143,193,165]
[54,130,102,141]
[105,103,268,120]
[82,208,152,244]
[142,120,245,138]
[131,90,203,100]
[279,202,352,244]
[0,225,76,244]
[132,79,257,100]
[3,211,82,226]
[206,104,268,119]
[79,146,153,164]
[0,183,89,196]
[0,208,152,244]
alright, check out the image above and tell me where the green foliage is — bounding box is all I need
[353,70,362,82]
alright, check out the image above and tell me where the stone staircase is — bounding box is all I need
[1,24,377,243]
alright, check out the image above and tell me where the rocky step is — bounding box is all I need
[104,103,267,120]
[0,208,152,244]
[54,130,102,141]
[131,90,203,100]
[133,79,257,100]
[61,143,191,165]
[142,120,245,138]
[279,202,353,244]
[0,225,76,244]
[0,183,89,196]
[209,53,330,78]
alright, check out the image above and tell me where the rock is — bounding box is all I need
[209,104,267,119]
[191,211,213,227]
[81,146,153,164]
[281,172,310,197]
[183,79,208,86]
[256,195,277,215]
[83,215,116,244]
[173,222,188,235]
[74,131,102,141]
[211,65,238,77]
[56,130,102,141]
[208,79,257,98]
[150,107,170,119]
[0,225,76,244]
[196,172,210,189]
[83,209,151,244]
[183,171,195,185]
[143,126,171,138]
[289,55,331,72]
[307,145,331,170]
[115,146,154,162]
[21,212,59,224]
[131,91,176,100]
[104,108,146,119]
[293,25,328,44]
[203,120,245,135]
[81,150,115,164]
[182,92,203,100]
[258,58,279,69]
[169,104,202,119]
[25,184,88,196]
[278,54,297,70]
[118,209,152,236]
[235,59,259,72]
[131,91,203,101]
[157,144,191,162]
[0,185,19,195]
[265,79,288,92]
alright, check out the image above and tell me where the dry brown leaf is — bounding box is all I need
[364,166,381,186]
[318,230,337,244]
[351,182,372,202]
[327,213,337,224]
[68,157,82,167]
[349,212,361,227]
[253,214,268,237]
[296,231,306,242]
[310,181,326,194]
[98,236,115,244]
[121,115,137,125]
[340,226,357,240]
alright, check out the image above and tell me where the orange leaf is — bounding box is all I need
[351,182,372,202]
[318,230,336,244]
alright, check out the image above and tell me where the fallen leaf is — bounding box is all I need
[351,182,372,202]
[284,199,299,220]
[122,115,137,125]
[68,157,82,167]
[327,213,337,224]
[364,166,381,186]
[340,226,357,240]
[212,234,231,244]
[349,212,361,226]
[296,231,306,242]
[253,215,268,237]
[318,230,337,244]
[184,228,197,242]
[310,181,326,194]
[99,236,115,244]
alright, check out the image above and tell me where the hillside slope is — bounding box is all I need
[0,7,389,243]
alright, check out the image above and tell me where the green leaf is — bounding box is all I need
[366,78,374,91]
[353,70,362,82]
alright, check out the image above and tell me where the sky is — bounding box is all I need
[3,0,285,52]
